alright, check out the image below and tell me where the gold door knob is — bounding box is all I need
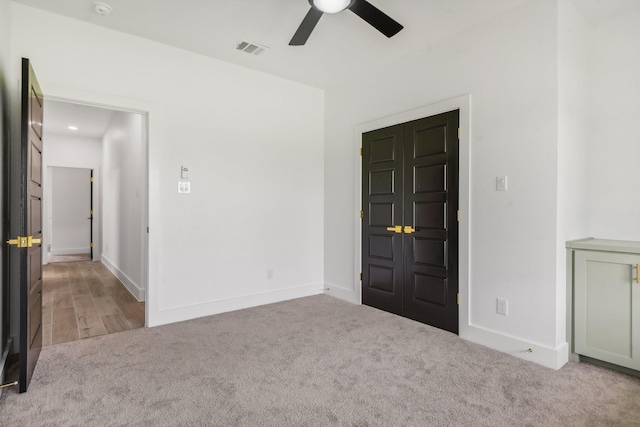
[386,225,402,233]
[404,225,416,234]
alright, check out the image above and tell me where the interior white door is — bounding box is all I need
[51,167,91,257]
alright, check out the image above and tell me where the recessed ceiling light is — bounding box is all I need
[68,126,78,131]
[93,2,112,16]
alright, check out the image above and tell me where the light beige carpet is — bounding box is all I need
[1,295,639,426]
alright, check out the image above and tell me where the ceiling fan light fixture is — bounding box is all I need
[291,0,403,46]
[312,0,351,14]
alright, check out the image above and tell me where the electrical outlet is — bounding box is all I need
[497,298,508,316]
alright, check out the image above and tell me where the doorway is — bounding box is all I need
[41,98,148,346]
[47,166,92,263]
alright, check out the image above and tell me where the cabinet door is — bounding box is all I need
[574,250,640,370]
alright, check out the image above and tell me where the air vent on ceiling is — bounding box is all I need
[236,41,268,56]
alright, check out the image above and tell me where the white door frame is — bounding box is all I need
[353,95,471,339]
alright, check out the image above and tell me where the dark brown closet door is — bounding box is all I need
[362,110,459,334]
[403,112,459,334]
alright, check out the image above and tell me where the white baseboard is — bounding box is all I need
[51,247,91,256]
[464,324,569,370]
[151,283,323,327]
[323,282,360,305]
[101,255,145,302]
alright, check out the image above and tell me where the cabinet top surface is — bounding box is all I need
[566,238,640,254]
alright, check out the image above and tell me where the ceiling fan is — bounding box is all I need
[290,0,403,46]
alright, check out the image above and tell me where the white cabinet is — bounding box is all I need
[567,238,640,371]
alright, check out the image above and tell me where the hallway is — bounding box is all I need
[43,261,145,346]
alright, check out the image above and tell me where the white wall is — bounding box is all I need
[588,9,640,240]
[0,0,9,68]
[324,0,565,368]
[556,0,591,350]
[0,0,12,388]
[101,111,145,301]
[50,167,91,256]
[10,3,325,326]
[42,132,103,263]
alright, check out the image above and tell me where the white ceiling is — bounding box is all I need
[12,0,640,89]
[13,0,539,89]
[44,99,116,139]
[18,0,640,136]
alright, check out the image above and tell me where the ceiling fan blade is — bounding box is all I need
[289,7,324,46]
[348,0,403,38]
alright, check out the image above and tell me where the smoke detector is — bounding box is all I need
[93,2,112,16]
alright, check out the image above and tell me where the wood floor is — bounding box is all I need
[43,260,145,346]
[48,253,92,263]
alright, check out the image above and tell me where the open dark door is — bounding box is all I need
[7,58,44,393]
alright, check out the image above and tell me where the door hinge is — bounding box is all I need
[90,177,94,182]
[458,128,460,139]
[360,210,364,219]
[457,210,460,222]
[90,242,94,248]
[360,147,363,156]
[457,293,460,305]
[359,272,362,281]
[90,210,94,215]
[6,235,41,248]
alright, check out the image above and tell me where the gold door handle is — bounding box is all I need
[6,236,40,248]
[404,225,416,234]
[386,226,402,233]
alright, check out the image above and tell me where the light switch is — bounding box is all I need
[496,176,508,191]
[178,181,191,194]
